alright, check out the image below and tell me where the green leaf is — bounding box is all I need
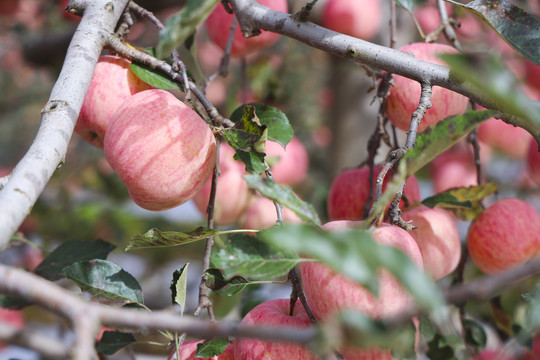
[259,224,445,312]
[126,227,218,250]
[230,103,294,148]
[62,260,143,305]
[130,63,184,91]
[234,150,266,174]
[34,239,116,281]
[523,282,540,331]
[0,296,31,310]
[422,183,498,220]
[205,268,249,296]
[210,234,301,280]
[157,0,220,58]
[193,338,229,359]
[394,0,429,12]
[243,175,321,226]
[96,331,137,355]
[463,318,487,350]
[404,110,493,176]
[446,0,540,65]
[170,263,189,314]
[224,105,268,152]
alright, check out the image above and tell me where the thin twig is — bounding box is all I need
[209,17,237,82]
[437,0,462,51]
[389,0,396,48]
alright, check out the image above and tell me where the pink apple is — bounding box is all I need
[205,0,288,57]
[415,5,442,35]
[467,198,540,274]
[75,55,152,148]
[193,143,252,225]
[239,195,302,230]
[321,0,382,40]
[527,139,540,185]
[0,308,25,349]
[234,298,322,360]
[104,89,217,211]
[302,221,423,321]
[386,43,469,133]
[266,137,309,186]
[402,205,461,280]
[168,339,234,360]
[477,115,532,158]
[327,165,421,221]
[474,348,513,360]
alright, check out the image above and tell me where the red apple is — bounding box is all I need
[266,137,309,186]
[475,348,513,360]
[75,55,152,148]
[522,333,540,360]
[104,89,217,211]
[59,0,80,21]
[527,139,540,185]
[477,116,532,158]
[386,43,469,133]
[192,143,252,225]
[327,165,421,221]
[234,299,322,360]
[526,60,540,92]
[402,205,461,280]
[0,308,25,349]
[205,0,288,57]
[321,0,382,40]
[239,195,302,230]
[0,0,19,17]
[168,339,234,360]
[467,198,540,274]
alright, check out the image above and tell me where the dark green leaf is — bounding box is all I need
[62,260,143,305]
[126,227,218,250]
[243,175,321,226]
[463,318,487,349]
[157,0,220,58]
[194,338,229,359]
[130,63,184,91]
[210,234,301,280]
[34,239,116,281]
[170,263,189,313]
[230,103,294,148]
[234,150,266,174]
[224,105,267,153]
[446,0,540,65]
[96,331,137,355]
[404,110,493,176]
[0,295,31,310]
[205,268,249,296]
[426,333,455,360]
[259,224,444,312]
[418,315,437,343]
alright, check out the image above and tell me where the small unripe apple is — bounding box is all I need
[327,165,421,221]
[205,0,288,57]
[192,143,252,225]
[239,195,302,230]
[386,43,469,133]
[321,0,382,40]
[234,299,321,360]
[266,136,309,186]
[477,115,532,158]
[168,339,234,360]
[402,205,461,280]
[527,139,540,185]
[75,55,152,148]
[104,89,217,211]
[467,198,540,274]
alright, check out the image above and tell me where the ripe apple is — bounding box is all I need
[75,55,152,148]
[168,339,234,360]
[327,165,421,221]
[239,195,302,230]
[265,136,309,186]
[402,205,461,280]
[385,43,469,133]
[522,333,540,360]
[477,115,532,158]
[321,0,382,40]
[467,198,540,274]
[0,0,18,17]
[0,308,25,349]
[205,0,288,57]
[192,143,252,225]
[104,89,217,211]
[527,139,540,185]
[526,60,540,92]
[234,298,322,360]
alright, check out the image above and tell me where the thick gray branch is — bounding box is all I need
[0,0,130,250]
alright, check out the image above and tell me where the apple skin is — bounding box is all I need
[527,139,540,185]
[75,55,152,148]
[239,195,302,230]
[234,299,322,360]
[0,0,18,17]
[205,0,288,57]
[327,165,421,221]
[526,60,540,92]
[321,0,382,40]
[467,198,540,274]
[477,116,532,158]
[168,339,234,360]
[192,143,252,225]
[402,205,461,280]
[0,308,25,349]
[265,137,309,186]
[522,333,540,360]
[104,89,217,211]
[386,43,469,133]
